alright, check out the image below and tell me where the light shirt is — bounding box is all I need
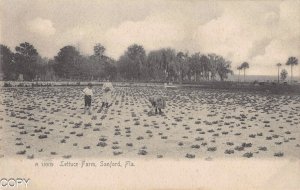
[102,82,114,92]
[83,87,93,96]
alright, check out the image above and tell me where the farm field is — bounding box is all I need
[0,86,299,160]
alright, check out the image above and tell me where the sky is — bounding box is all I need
[0,0,299,76]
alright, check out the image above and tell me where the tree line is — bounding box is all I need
[0,42,233,82]
[0,43,117,81]
[0,42,298,83]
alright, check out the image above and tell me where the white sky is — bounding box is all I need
[0,0,299,76]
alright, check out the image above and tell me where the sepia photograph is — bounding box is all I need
[0,0,299,189]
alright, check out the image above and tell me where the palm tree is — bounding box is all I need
[286,57,298,83]
[240,62,249,82]
[237,66,242,82]
[276,63,282,83]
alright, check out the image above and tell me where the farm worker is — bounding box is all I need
[82,83,93,115]
[148,95,166,115]
[101,79,114,110]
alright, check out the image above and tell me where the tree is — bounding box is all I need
[176,52,189,83]
[215,56,233,81]
[118,44,146,80]
[162,48,177,82]
[103,60,117,80]
[200,55,210,80]
[189,53,202,82]
[126,44,146,80]
[237,66,242,82]
[93,43,106,58]
[14,42,39,81]
[145,48,179,82]
[88,44,110,80]
[147,50,166,81]
[0,44,15,80]
[280,69,288,81]
[34,56,49,80]
[276,63,282,83]
[208,54,219,81]
[41,59,56,81]
[240,62,249,82]
[176,52,185,83]
[53,45,81,79]
[286,56,298,83]
[160,49,175,81]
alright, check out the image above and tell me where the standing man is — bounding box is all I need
[99,79,114,112]
[82,83,93,115]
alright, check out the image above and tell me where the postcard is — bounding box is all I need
[0,0,299,189]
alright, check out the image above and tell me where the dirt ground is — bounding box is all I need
[0,86,299,160]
